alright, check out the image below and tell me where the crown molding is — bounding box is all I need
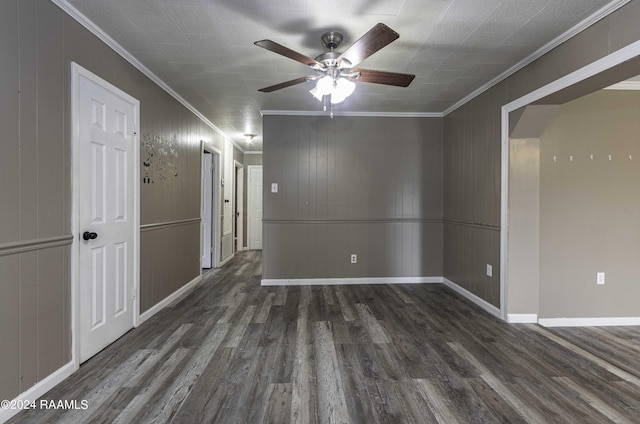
[52,0,244,153]
[604,80,640,90]
[53,0,631,141]
[244,151,263,155]
[442,0,632,116]
[260,110,443,118]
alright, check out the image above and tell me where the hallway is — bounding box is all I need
[9,251,640,423]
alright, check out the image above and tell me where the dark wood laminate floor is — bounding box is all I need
[550,326,640,380]
[9,251,640,423]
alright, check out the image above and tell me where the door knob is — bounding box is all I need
[82,231,98,241]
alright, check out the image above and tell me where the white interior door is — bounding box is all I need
[248,166,263,250]
[202,152,213,268]
[75,66,138,363]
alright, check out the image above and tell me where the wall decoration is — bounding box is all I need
[141,132,179,188]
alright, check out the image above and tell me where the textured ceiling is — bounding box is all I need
[63,0,620,151]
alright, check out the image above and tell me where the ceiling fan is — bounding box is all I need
[254,23,415,108]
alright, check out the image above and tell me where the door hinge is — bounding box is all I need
[132,287,137,300]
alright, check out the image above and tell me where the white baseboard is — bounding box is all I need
[507,313,538,324]
[442,278,502,319]
[138,274,203,325]
[538,316,640,327]
[0,361,75,424]
[261,276,444,286]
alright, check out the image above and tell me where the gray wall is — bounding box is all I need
[444,0,640,309]
[262,115,443,280]
[0,0,229,402]
[539,89,640,318]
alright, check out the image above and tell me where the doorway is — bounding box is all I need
[201,144,221,270]
[500,40,640,322]
[234,161,244,253]
[71,63,140,364]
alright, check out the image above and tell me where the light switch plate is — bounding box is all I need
[271,183,278,193]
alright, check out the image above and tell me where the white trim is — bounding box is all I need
[244,151,263,155]
[443,0,632,116]
[233,160,244,255]
[507,314,538,324]
[247,165,263,251]
[442,278,502,319]
[538,317,640,327]
[500,39,640,323]
[502,40,640,113]
[500,106,509,321]
[70,62,140,368]
[0,361,74,423]
[138,275,204,325]
[604,80,640,90]
[260,110,443,118]
[52,0,243,153]
[261,276,443,286]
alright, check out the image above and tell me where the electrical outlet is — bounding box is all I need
[271,183,278,193]
[486,264,493,277]
[350,254,357,264]
[597,272,605,285]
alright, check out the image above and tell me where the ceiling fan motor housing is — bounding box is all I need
[314,51,351,69]
[321,31,343,51]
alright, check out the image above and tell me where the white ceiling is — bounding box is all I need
[61,0,624,151]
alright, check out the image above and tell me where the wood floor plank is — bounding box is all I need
[61,350,152,424]
[553,376,637,424]
[112,347,190,423]
[354,303,391,344]
[313,321,350,424]
[261,383,292,424]
[290,285,316,424]
[8,251,640,424]
[139,323,231,423]
[170,347,236,423]
[448,342,547,423]
[225,305,256,348]
[411,378,460,424]
[254,292,275,323]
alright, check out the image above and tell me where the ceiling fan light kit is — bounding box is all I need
[255,23,415,115]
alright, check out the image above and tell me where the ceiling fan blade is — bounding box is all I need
[337,23,399,67]
[254,40,323,68]
[353,69,415,87]
[258,76,312,93]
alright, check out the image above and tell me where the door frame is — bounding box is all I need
[201,141,221,269]
[70,62,140,370]
[499,39,640,322]
[233,160,244,252]
[247,165,263,250]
